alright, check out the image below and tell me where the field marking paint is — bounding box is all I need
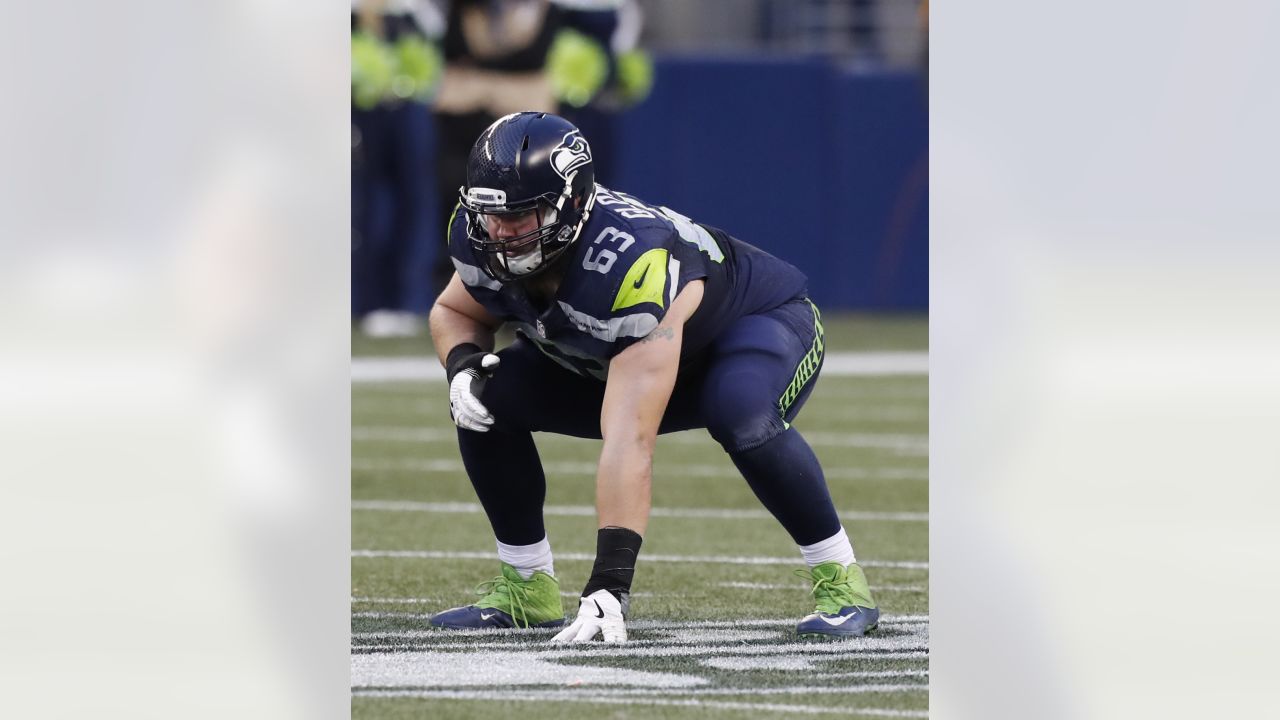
[351,649,707,689]
[353,635,929,658]
[810,407,928,423]
[351,619,928,716]
[352,690,927,717]
[820,353,928,376]
[352,626,928,659]
[701,657,929,678]
[353,426,927,455]
[648,629,795,644]
[629,616,929,627]
[350,594,691,605]
[717,582,927,592]
[352,620,928,677]
[353,458,927,482]
[827,670,929,680]
[354,641,931,660]
[352,499,927,523]
[353,352,927,383]
[352,584,926,605]
[699,655,819,671]
[816,385,929,400]
[352,685,928,698]
[350,548,929,570]
[351,615,930,630]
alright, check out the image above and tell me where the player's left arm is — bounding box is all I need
[597,278,704,534]
[551,279,705,644]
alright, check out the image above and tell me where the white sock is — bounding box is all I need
[799,527,856,568]
[496,536,555,579]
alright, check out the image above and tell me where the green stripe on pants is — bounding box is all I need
[777,299,824,417]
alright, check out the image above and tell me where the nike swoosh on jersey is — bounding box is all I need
[632,264,650,289]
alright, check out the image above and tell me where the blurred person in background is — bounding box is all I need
[545,0,651,186]
[426,112,879,642]
[352,0,444,336]
[430,0,564,294]
[920,0,928,94]
[430,0,649,293]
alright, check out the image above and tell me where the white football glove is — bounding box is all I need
[551,589,628,644]
[448,353,500,432]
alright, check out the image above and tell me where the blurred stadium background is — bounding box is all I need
[351,0,928,334]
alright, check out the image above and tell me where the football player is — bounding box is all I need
[427,112,877,641]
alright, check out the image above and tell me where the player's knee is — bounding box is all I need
[700,370,786,452]
[704,409,786,453]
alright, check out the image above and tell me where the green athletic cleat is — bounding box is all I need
[795,562,880,639]
[429,563,566,629]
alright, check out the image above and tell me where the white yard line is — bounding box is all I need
[815,386,929,400]
[353,458,927,482]
[352,685,926,697]
[351,359,446,383]
[354,641,931,660]
[648,685,928,697]
[350,549,929,570]
[825,670,929,679]
[806,407,928,423]
[716,582,927,592]
[352,643,928,659]
[630,616,929,627]
[352,615,929,629]
[352,426,927,454]
[584,697,928,718]
[352,690,927,717]
[351,499,927,523]
[351,583,925,604]
[807,352,928,376]
[352,352,927,383]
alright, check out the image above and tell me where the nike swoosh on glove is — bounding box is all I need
[550,589,627,644]
[448,353,500,432]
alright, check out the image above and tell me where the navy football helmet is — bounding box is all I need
[460,112,597,281]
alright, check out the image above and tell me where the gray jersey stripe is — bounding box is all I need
[451,258,503,292]
[558,301,660,343]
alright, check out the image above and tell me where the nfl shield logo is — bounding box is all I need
[536,319,546,337]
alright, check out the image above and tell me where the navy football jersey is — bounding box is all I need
[448,184,808,380]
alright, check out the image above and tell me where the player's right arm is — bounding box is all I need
[429,272,503,365]
[430,273,506,431]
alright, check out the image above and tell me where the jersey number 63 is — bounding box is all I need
[582,227,636,274]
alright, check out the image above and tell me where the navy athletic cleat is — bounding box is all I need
[429,563,566,630]
[795,562,880,639]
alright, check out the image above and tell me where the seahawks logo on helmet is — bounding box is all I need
[550,131,592,181]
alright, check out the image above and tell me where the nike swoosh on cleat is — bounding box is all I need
[480,612,497,621]
[819,613,854,626]
[592,600,605,619]
[633,265,649,289]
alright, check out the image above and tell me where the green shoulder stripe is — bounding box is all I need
[445,201,461,245]
[611,248,669,312]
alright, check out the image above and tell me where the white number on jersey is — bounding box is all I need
[582,246,617,273]
[594,187,656,219]
[582,226,636,274]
